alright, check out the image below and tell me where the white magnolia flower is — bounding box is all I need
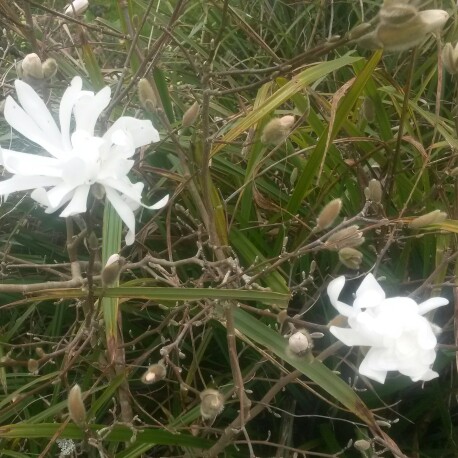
[0,77,168,245]
[327,273,448,383]
[64,0,89,16]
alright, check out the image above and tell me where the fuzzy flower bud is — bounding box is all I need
[42,58,58,79]
[409,210,447,229]
[261,115,295,145]
[64,0,89,16]
[316,198,342,230]
[21,53,43,80]
[288,330,312,355]
[442,43,458,75]
[68,384,86,426]
[101,254,125,287]
[338,247,363,270]
[27,358,39,374]
[138,78,157,111]
[354,439,371,451]
[200,388,224,420]
[181,101,200,128]
[325,225,365,251]
[365,179,382,203]
[141,362,167,384]
[357,6,449,52]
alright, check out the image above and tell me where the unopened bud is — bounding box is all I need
[261,115,295,145]
[316,198,342,230]
[379,4,418,25]
[360,97,375,123]
[64,0,89,16]
[200,388,224,420]
[35,347,46,358]
[409,210,447,229]
[42,58,58,79]
[101,254,125,287]
[449,166,458,177]
[442,42,458,75]
[326,225,365,251]
[68,384,86,426]
[181,101,200,127]
[138,78,157,111]
[338,247,363,270]
[354,439,371,451]
[21,53,43,80]
[365,179,382,203]
[27,358,39,374]
[141,362,167,384]
[288,330,312,355]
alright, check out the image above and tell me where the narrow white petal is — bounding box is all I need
[354,273,385,309]
[60,184,90,217]
[411,369,438,382]
[329,326,372,346]
[0,175,61,195]
[149,194,169,210]
[327,277,355,316]
[105,186,136,246]
[4,97,62,158]
[46,182,78,208]
[359,350,388,383]
[1,149,61,176]
[417,297,448,315]
[74,86,111,135]
[104,117,160,149]
[59,77,83,151]
[14,80,63,150]
[100,178,143,203]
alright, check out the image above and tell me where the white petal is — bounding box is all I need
[59,184,90,217]
[359,351,388,383]
[31,187,72,213]
[329,326,373,346]
[149,194,169,210]
[59,76,83,151]
[13,80,63,151]
[417,297,448,315]
[100,178,143,202]
[104,117,160,149]
[327,277,354,316]
[105,253,120,267]
[0,148,61,176]
[415,320,437,350]
[0,175,61,195]
[411,369,438,382]
[45,182,78,208]
[354,273,385,309]
[105,186,136,246]
[74,86,111,135]
[4,96,63,159]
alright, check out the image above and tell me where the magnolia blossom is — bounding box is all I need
[327,274,448,383]
[0,77,168,245]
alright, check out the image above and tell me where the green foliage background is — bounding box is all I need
[0,0,457,456]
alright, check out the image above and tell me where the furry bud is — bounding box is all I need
[42,58,58,79]
[288,330,312,355]
[68,384,86,426]
[200,388,224,420]
[409,210,447,228]
[141,362,167,384]
[354,439,371,451]
[27,358,39,374]
[316,198,342,230]
[365,179,382,203]
[326,225,365,251]
[64,0,89,16]
[101,254,125,287]
[181,101,200,127]
[21,53,43,80]
[138,78,157,111]
[338,247,363,270]
[261,115,295,145]
[442,42,458,75]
